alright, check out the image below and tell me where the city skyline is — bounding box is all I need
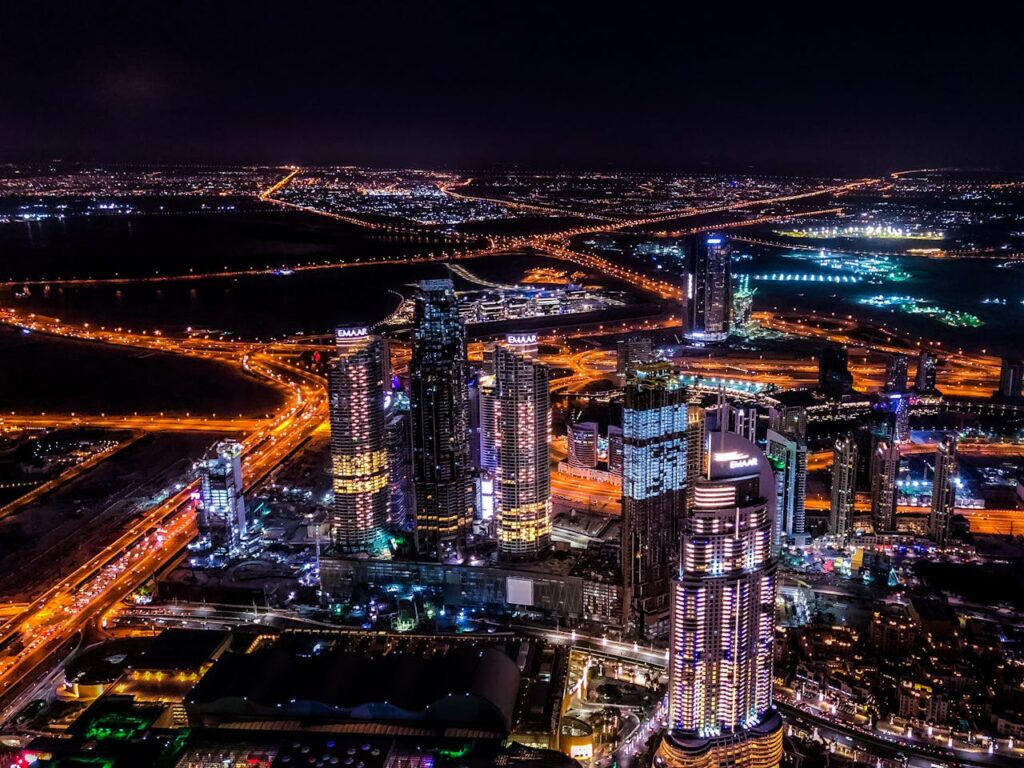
[1,11,1023,763]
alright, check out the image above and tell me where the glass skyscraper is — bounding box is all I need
[683,234,732,343]
[410,279,474,558]
[621,362,688,638]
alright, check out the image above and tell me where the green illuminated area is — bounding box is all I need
[857,295,983,328]
[81,712,153,742]
[784,251,911,282]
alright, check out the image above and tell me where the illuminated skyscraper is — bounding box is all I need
[494,333,551,560]
[766,427,806,547]
[830,433,858,539]
[731,274,756,332]
[607,425,624,477]
[568,421,599,469]
[410,279,474,557]
[385,391,414,531]
[930,436,957,549]
[915,351,938,393]
[819,345,854,399]
[328,325,390,552]
[870,436,900,533]
[622,362,688,637]
[885,354,909,393]
[997,358,1024,401]
[685,399,707,511]
[683,234,732,342]
[656,430,782,768]
[195,439,247,550]
[616,335,654,383]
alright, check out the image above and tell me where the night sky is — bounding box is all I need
[2,3,1022,173]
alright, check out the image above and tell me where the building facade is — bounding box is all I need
[683,234,732,343]
[870,436,901,533]
[494,334,552,560]
[195,439,247,550]
[656,430,782,768]
[929,436,957,549]
[328,326,390,552]
[621,362,688,638]
[568,421,599,469]
[410,279,474,557]
[830,433,858,539]
[765,428,806,548]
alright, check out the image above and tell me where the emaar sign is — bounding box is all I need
[506,333,537,346]
[335,326,369,340]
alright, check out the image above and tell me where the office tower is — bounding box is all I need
[616,336,654,382]
[410,279,474,557]
[494,334,551,560]
[870,436,901,533]
[656,430,782,768]
[476,371,499,473]
[830,433,858,539]
[766,428,807,547]
[915,351,938,392]
[885,354,909,393]
[997,358,1024,401]
[328,326,390,552]
[683,234,732,342]
[819,345,854,399]
[385,391,414,531]
[195,439,247,550]
[930,436,958,549]
[607,425,624,477]
[684,390,707,511]
[731,273,756,331]
[621,362,688,637]
[568,421,599,469]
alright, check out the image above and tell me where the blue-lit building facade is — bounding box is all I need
[622,362,688,638]
[657,430,782,768]
[410,279,475,558]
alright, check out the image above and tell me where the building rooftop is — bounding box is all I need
[128,628,231,673]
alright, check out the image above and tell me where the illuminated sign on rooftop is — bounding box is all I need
[706,237,723,245]
[506,333,538,346]
[712,450,758,470]
[336,326,369,341]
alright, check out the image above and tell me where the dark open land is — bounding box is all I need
[0,326,284,416]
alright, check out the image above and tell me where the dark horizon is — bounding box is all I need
[1,3,1023,174]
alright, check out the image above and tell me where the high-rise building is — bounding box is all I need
[494,334,551,560]
[568,421,599,469]
[328,325,390,552]
[915,351,938,393]
[683,234,732,342]
[766,428,807,547]
[656,430,782,768]
[731,274,756,331]
[997,358,1024,401]
[385,391,414,531]
[616,336,654,383]
[195,439,247,550]
[830,433,858,539]
[684,395,707,511]
[476,371,499,473]
[885,354,909,393]
[607,425,624,477]
[819,345,854,399]
[621,362,688,637]
[930,436,958,549]
[870,436,901,533]
[410,279,474,557]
